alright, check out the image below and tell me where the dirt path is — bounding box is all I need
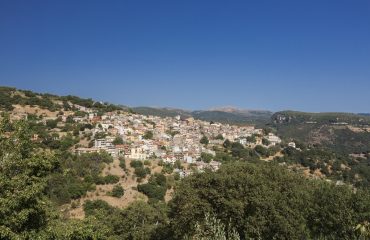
[260,151,283,161]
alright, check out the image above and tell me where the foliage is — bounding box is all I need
[200,136,209,145]
[83,200,169,240]
[95,174,120,185]
[138,173,167,201]
[215,134,224,140]
[130,160,150,180]
[119,157,126,171]
[143,130,154,140]
[185,213,240,240]
[200,152,213,163]
[162,162,174,174]
[0,117,56,239]
[112,136,124,145]
[110,185,124,198]
[46,151,113,205]
[168,161,370,239]
[130,160,143,168]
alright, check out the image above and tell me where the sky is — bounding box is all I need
[0,0,370,113]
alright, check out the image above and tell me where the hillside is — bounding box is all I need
[132,106,192,118]
[1,86,370,239]
[133,106,273,125]
[272,111,370,154]
[0,86,125,115]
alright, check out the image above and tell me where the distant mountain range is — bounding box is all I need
[131,106,273,125]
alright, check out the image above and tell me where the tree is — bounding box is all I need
[46,119,58,129]
[262,138,270,146]
[143,130,154,140]
[223,139,231,149]
[116,201,169,240]
[200,136,209,145]
[110,185,124,198]
[113,136,124,145]
[246,135,256,143]
[215,134,224,140]
[0,117,55,239]
[168,161,370,239]
[185,213,240,240]
[255,145,269,157]
[200,152,213,163]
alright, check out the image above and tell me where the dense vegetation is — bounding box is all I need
[272,111,370,154]
[169,162,370,239]
[0,86,124,113]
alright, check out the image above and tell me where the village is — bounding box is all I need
[65,105,283,177]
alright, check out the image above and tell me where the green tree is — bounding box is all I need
[223,139,231,149]
[46,119,58,129]
[143,130,154,140]
[0,117,55,239]
[110,185,124,198]
[185,213,240,240]
[200,152,213,163]
[112,136,124,145]
[262,138,270,146]
[215,134,224,140]
[200,136,209,145]
[168,161,370,239]
[118,201,168,240]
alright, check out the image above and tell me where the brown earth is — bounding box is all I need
[67,158,167,219]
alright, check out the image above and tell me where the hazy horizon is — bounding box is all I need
[1,1,370,113]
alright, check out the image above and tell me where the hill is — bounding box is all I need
[132,106,192,118]
[133,106,273,125]
[0,86,126,114]
[272,111,370,154]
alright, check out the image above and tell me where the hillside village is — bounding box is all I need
[2,88,370,239]
[20,103,282,177]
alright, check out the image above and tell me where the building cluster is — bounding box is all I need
[74,109,281,168]
[14,103,282,175]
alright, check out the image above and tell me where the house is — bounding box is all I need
[266,133,282,146]
[95,139,114,149]
[237,137,247,145]
[129,147,147,160]
[163,155,176,164]
[288,142,296,148]
[184,155,193,164]
[76,147,100,155]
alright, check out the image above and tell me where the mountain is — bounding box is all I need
[132,107,192,118]
[132,106,273,125]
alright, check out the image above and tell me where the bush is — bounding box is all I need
[134,167,150,179]
[130,160,143,168]
[137,183,166,201]
[119,157,126,170]
[83,200,114,216]
[94,175,120,185]
[110,185,124,198]
[162,163,174,174]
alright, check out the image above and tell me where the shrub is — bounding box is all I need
[110,185,124,198]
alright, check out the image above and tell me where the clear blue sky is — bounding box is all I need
[1,0,369,112]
